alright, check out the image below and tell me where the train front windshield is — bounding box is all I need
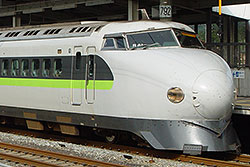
[173,29,203,49]
[127,29,203,49]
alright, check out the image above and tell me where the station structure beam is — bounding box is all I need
[0,0,115,17]
[128,0,138,21]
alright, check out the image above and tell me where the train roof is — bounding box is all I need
[0,20,194,42]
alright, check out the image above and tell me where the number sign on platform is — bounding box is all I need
[159,5,172,18]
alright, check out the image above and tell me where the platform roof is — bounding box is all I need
[212,3,250,20]
[0,0,250,27]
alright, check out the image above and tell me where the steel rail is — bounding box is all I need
[0,142,124,167]
[0,152,61,167]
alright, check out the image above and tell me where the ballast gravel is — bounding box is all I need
[0,131,205,167]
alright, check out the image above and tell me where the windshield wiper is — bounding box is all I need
[131,43,161,50]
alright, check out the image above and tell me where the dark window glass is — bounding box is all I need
[5,32,11,37]
[54,59,62,77]
[69,27,77,33]
[11,59,19,76]
[54,29,62,34]
[33,30,40,35]
[31,59,40,77]
[21,59,29,77]
[127,30,178,48]
[76,27,84,32]
[23,31,30,36]
[42,59,51,77]
[81,27,89,32]
[43,30,50,35]
[174,29,203,48]
[28,31,35,36]
[115,37,125,48]
[76,52,81,70]
[104,38,115,48]
[1,60,8,76]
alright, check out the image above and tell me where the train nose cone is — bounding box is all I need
[192,70,234,119]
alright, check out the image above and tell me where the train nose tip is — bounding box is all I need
[192,70,234,119]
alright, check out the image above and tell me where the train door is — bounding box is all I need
[71,46,83,106]
[85,46,96,104]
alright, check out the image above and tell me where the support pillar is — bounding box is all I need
[246,21,250,67]
[206,10,212,47]
[12,14,21,27]
[128,0,139,21]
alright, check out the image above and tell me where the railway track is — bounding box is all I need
[0,142,124,167]
[0,126,250,167]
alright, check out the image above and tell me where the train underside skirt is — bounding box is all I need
[0,105,240,154]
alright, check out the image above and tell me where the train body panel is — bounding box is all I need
[0,20,240,154]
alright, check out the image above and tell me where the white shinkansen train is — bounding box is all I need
[0,20,240,154]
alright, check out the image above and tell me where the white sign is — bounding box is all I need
[232,70,245,79]
[159,5,172,18]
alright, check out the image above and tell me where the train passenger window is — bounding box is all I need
[103,38,115,48]
[76,52,81,70]
[42,59,51,77]
[54,59,62,77]
[115,37,125,48]
[31,59,40,77]
[21,59,29,77]
[11,59,19,76]
[1,60,8,76]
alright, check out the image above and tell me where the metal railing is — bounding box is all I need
[205,42,250,68]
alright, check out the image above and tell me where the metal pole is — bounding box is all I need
[246,21,250,67]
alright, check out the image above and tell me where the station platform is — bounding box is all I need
[233,97,250,115]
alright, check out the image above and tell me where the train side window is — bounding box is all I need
[1,60,8,76]
[54,59,62,77]
[11,59,19,76]
[42,59,51,77]
[76,52,81,70]
[21,59,29,77]
[31,59,40,77]
[115,37,125,48]
[103,38,115,48]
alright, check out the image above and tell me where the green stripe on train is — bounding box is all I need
[0,78,113,90]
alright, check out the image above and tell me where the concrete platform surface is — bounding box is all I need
[234,97,250,115]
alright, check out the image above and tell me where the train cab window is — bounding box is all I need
[103,38,115,48]
[54,59,62,77]
[1,60,8,76]
[11,59,19,76]
[76,52,81,70]
[42,59,51,77]
[31,59,40,77]
[127,30,178,49]
[115,37,125,48]
[21,59,29,77]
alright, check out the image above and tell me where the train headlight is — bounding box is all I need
[167,87,185,103]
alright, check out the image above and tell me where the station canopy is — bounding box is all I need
[213,3,250,20]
